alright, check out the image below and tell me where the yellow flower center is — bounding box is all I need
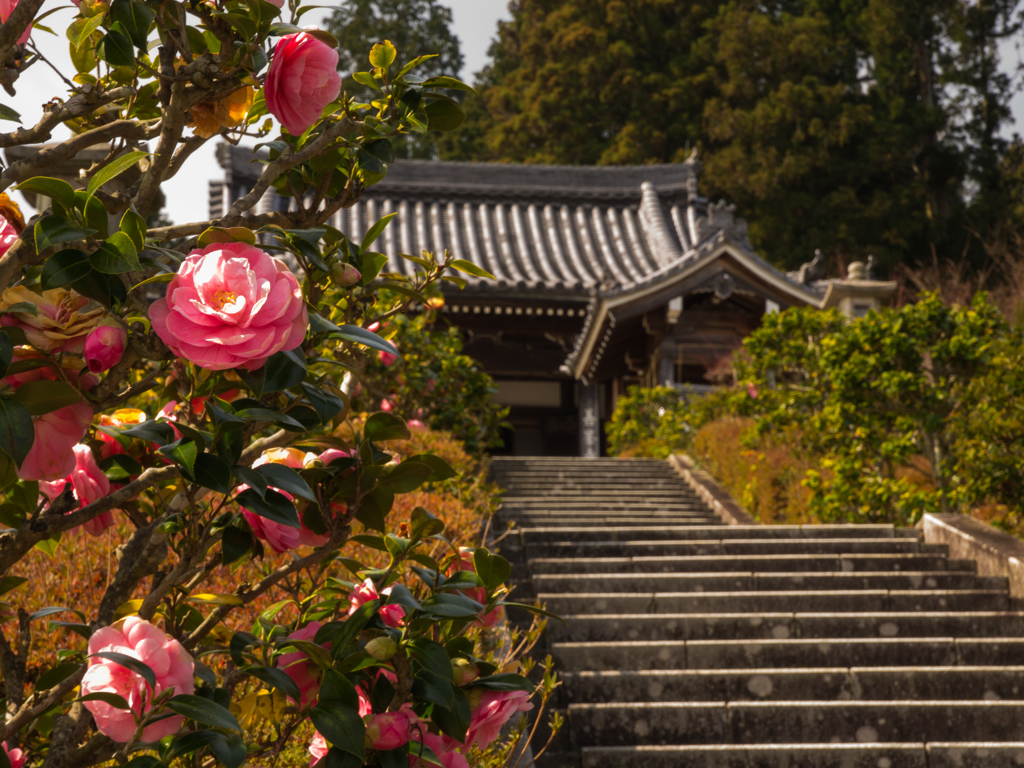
[213,290,237,309]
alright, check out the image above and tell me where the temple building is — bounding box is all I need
[213,145,897,456]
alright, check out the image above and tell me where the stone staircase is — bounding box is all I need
[490,456,1024,768]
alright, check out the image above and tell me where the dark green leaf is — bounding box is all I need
[97,22,135,67]
[15,178,76,211]
[300,382,346,423]
[11,380,82,416]
[193,452,232,494]
[359,212,396,251]
[98,453,143,482]
[363,412,410,443]
[78,691,130,709]
[167,694,241,732]
[449,259,496,280]
[0,399,34,465]
[35,218,95,252]
[256,463,316,501]
[245,665,300,702]
[309,702,365,760]
[166,731,225,762]
[376,461,432,494]
[420,592,484,618]
[430,688,470,742]
[120,208,147,251]
[90,232,141,273]
[209,732,247,768]
[109,0,154,48]
[158,439,198,478]
[41,249,93,289]
[0,332,12,378]
[410,506,445,539]
[0,575,27,596]
[330,324,399,357]
[236,488,299,528]
[471,673,533,692]
[122,420,176,446]
[0,104,21,124]
[424,98,466,132]
[405,454,457,482]
[233,407,305,431]
[473,548,512,592]
[263,347,308,393]
[419,76,476,92]
[232,466,268,498]
[221,526,252,565]
[91,651,156,689]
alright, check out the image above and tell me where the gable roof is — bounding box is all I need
[214,145,821,302]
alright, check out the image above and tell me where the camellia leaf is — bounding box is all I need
[245,665,301,702]
[363,412,410,443]
[368,39,396,69]
[424,98,466,132]
[77,691,131,709]
[15,177,76,212]
[90,651,156,689]
[235,488,299,528]
[0,576,28,596]
[419,75,476,93]
[167,694,242,732]
[97,22,135,68]
[90,232,141,274]
[448,259,496,280]
[0,104,21,124]
[87,150,149,200]
[192,452,232,494]
[331,325,399,357]
[109,0,154,48]
[34,217,95,252]
[158,440,198,478]
[310,701,365,761]
[256,463,316,501]
[120,207,147,250]
[41,249,93,289]
[11,380,82,416]
[0,399,35,467]
[359,212,397,251]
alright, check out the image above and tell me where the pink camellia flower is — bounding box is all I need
[278,621,324,708]
[348,578,405,628]
[264,31,342,136]
[40,444,116,536]
[149,241,308,371]
[463,691,533,751]
[84,322,128,373]
[0,287,106,354]
[81,616,195,743]
[4,358,96,481]
[0,216,18,258]
[365,709,418,751]
[747,382,758,399]
[0,0,31,44]
[409,732,469,768]
[240,448,328,553]
[380,399,394,413]
[407,419,427,431]
[320,448,356,466]
[378,349,398,367]
[3,741,24,768]
[308,730,328,767]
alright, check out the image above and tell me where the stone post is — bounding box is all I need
[579,381,600,458]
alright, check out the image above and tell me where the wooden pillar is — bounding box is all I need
[579,381,600,458]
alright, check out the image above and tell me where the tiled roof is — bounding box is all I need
[214,145,818,299]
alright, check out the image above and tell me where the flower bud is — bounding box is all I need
[451,657,479,686]
[331,263,361,287]
[364,636,398,661]
[84,322,127,373]
[466,687,485,711]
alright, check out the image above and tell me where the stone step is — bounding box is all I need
[561,666,1024,703]
[547,611,1024,643]
[520,526,905,543]
[533,589,1010,615]
[566,700,1024,747]
[578,743,1024,768]
[526,554,973,575]
[518,539,937,559]
[550,636,1024,671]
[501,503,708,513]
[502,515,720,526]
[532,571,999,594]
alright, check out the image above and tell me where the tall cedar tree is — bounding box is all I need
[441,0,1024,273]
[327,0,465,158]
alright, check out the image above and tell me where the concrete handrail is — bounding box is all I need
[669,454,757,526]
[919,513,1024,600]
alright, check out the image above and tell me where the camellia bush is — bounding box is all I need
[0,4,558,768]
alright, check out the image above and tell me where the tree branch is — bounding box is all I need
[0,465,179,575]
[0,85,137,149]
[0,0,44,61]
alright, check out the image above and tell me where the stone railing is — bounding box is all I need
[668,454,757,526]
[919,513,1024,600]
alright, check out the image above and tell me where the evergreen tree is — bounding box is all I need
[327,0,465,158]
[445,0,1024,273]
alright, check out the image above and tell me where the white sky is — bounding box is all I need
[3,1,1023,229]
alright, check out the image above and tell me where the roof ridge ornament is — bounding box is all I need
[797,249,826,285]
